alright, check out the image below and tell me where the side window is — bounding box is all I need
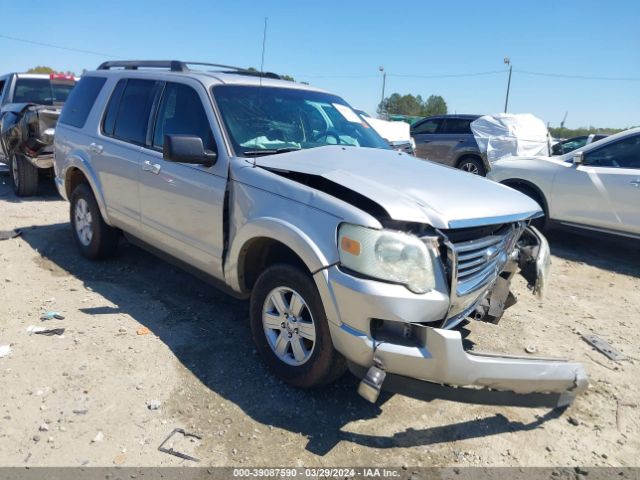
[442,118,472,135]
[105,79,157,145]
[152,82,215,151]
[0,80,5,100]
[562,137,588,152]
[411,119,441,135]
[102,80,126,136]
[58,76,106,128]
[584,135,640,169]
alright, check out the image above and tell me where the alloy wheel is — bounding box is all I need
[262,286,316,366]
[461,162,480,175]
[74,198,94,246]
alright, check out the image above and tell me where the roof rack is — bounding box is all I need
[96,60,281,79]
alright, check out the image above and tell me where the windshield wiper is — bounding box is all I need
[243,147,301,157]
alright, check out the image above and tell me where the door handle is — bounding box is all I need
[88,142,103,154]
[422,140,431,144]
[631,179,640,188]
[143,160,161,175]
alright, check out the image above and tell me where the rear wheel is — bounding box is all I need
[70,183,120,259]
[250,264,346,388]
[458,156,486,176]
[9,154,39,196]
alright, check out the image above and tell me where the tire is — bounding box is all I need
[510,184,548,231]
[70,183,119,259]
[9,154,39,196]
[250,264,346,388]
[458,156,486,176]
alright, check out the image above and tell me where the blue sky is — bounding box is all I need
[2,0,639,128]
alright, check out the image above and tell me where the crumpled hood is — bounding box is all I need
[255,146,542,229]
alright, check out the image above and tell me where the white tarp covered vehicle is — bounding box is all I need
[471,113,552,163]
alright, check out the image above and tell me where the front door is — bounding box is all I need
[138,80,227,278]
[411,117,443,161]
[551,134,640,235]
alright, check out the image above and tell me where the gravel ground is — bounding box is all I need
[0,174,638,467]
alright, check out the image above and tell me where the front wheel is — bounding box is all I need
[458,157,486,176]
[70,183,120,259]
[250,264,346,388]
[9,154,39,196]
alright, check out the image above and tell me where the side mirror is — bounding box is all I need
[573,152,584,165]
[163,135,217,167]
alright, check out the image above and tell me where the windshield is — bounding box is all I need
[212,85,390,157]
[13,78,75,106]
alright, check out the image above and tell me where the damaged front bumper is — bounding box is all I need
[325,225,587,407]
[342,324,588,408]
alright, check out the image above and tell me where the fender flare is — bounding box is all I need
[63,155,111,225]
[500,178,550,217]
[225,217,335,294]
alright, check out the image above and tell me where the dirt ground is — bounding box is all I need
[0,173,639,468]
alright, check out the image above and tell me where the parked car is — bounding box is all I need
[0,72,76,195]
[355,109,414,155]
[488,128,640,239]
[551,134,608,156]
[54,60,587,406]
[410,114,490,176]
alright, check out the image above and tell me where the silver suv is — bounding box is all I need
[54,61,587,406]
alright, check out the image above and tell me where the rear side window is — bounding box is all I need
[104,79,157,145]
[0,80,5,98]
[152,82,215,151]
[442,118,473,135]
[59,76,106,128]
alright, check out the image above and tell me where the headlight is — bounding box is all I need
[338,223,438,293]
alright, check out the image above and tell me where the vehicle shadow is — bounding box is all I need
[0,170,62,203]
[546,229,640,278]
[18,221,563,456]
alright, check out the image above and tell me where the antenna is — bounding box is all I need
[252,17,268,167]
[260,17,268,85]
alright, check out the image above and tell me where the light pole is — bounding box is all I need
[379,65,386,119]
[503,57,512,113]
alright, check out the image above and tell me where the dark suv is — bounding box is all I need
[410,114,489,176]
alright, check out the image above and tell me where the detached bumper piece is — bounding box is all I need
[348,326,588,408]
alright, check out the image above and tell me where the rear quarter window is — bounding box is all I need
[59,77,106,128]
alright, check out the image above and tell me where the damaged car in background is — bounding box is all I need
[54,61,587,409]
[0,72,76,196]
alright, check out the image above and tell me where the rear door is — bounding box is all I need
[138,79,228,278]
[411,117,443,161]
[440,117,475,165]
[95,78,160,233]
[551,134,640,235]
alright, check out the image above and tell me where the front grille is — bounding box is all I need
[439,222,525,321]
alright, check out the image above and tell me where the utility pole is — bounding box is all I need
[503,57,512,113]
[379,66,386,119]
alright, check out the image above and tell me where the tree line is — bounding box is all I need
[378,93,448,117]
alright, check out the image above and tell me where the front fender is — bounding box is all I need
[225,217,342,326]
[225,217,336,292]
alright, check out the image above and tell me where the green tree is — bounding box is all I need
[26,66,55,74]
[422,95,448,116]
[378,92,447,117]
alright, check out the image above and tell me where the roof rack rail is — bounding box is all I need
[96,60,281,79]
